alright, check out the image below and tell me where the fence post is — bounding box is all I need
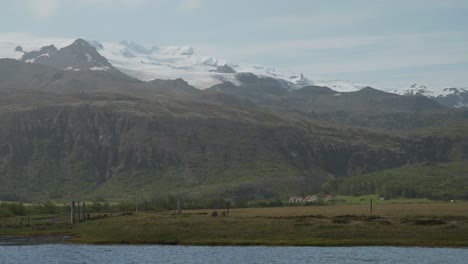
[135,195,139,217]
[82,202,86,222]
[77,201,81,222]
[177,200,181,214]
[71,201,76,224]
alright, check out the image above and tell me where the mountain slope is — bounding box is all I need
[0,93,405,201]
[204,81,455,130]
[324,161,468,200]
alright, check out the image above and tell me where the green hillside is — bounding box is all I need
[324,161,468,200]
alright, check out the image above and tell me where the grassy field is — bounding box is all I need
[1,202,468,247]
[336,194,437,205]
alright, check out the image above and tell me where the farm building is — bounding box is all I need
[288,197,303,203]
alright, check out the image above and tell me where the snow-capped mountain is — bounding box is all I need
[0,36,466,107]
[17,38,121,74]
[1,36,367,91]
[107,40,369,90]
[387,84,437,97]
[387,84,468,108]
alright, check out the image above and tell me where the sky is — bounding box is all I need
[1,0,468,89]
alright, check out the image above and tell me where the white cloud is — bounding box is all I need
[24,0,60,19]
[22,0,150,19]
[179,0,201,11]
[75,0,149,7]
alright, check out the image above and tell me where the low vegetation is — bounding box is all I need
[1,202,468,247]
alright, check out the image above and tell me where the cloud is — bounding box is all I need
[22,0,150,19]
[75,0,150,7]
[179,0,201,11]
[24,0,60,19]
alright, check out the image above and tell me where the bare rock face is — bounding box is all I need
[15,45,24,53]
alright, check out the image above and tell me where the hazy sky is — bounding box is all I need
[1,0,468,88]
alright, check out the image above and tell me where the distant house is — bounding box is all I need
[304,195,318,202]
[289,197,303,203]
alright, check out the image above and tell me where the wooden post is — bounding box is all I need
[71,201,76,224]
[226,201,230,216]
[370,199,373,214]
[77,201,81,222]
[135,195,138,217]
[82,202,86,222]
[177,199,181,214]
[27,208,30,226]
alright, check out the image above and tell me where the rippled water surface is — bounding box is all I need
[1,245,468,264]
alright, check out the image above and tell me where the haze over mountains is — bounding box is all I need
[0,37,467,202]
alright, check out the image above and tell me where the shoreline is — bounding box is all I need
[1,234,467,248]
[0,234,73,246]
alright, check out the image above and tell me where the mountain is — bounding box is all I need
[1,38,468,203]
[434,88,468,108]
[388,84,468,108]
[19,38,124,77]
[0,37,368,91]
[1,59,468,202]
[204,80,459,130]
[2,86,468,202]
[0,85,403,202]
[4,37,467,108]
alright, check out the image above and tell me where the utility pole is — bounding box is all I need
[77,201,81,222]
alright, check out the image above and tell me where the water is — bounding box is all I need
[1,245,467,264]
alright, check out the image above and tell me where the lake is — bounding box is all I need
[1,245,468,264]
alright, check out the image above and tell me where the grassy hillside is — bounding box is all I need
[324,161,468,200]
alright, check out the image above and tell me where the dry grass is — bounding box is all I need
[183,203,468,218]
[3,203,468,247]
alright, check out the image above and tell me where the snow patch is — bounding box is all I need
[90,66,110,71]
[162,46,194,56]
